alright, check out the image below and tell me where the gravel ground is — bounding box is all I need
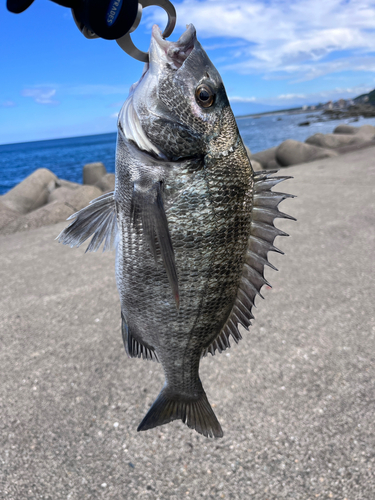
[0,147,374,499]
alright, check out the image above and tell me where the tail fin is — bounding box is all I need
[137,385,223,438]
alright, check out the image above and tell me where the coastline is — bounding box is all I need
[236,106,305,119]
[3,113,375,196]
[1,122,375,237]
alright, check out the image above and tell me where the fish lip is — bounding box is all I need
[151,23,196,69]
[128,25,195,94]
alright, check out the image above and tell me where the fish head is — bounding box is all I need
[119,24,237,161]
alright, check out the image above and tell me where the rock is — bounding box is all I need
[249,159,262,171]
[245,147,269,171]
[298,121,310,127]
[250,147,277,169]
[307,126,375,149]
[0,200,20,231]
[276,139,338,167]
[56,179,81,190]
[1,168,58,214]
[48,185,102,211]
[305,133,364,149]
[0,201,74,236]
[83,162,106,185]
[266,159,283,170]
[0,184,101,235]
[357,124,375,138]
[95,173,115,193]
[333,124,359,135]
[47,180,57,194]
[333,124,375,139]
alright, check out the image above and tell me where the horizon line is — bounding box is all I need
[0,106,310,147]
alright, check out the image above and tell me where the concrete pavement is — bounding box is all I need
[1,147,374,499]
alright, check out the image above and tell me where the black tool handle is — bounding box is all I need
[6,0,140,40]
[7,0,76,13]
[73,0,139,40]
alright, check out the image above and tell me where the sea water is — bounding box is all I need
[0,133,116,195]
[1,112,375,195]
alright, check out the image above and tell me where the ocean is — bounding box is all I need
[2,112,375,195]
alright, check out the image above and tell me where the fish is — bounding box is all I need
[58,24,294,438]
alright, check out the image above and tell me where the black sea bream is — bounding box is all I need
[58,24,294,438]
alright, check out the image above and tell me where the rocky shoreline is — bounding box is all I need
[322,103,375,120]
[0,163,115,236]
[249,123,375,170]
[1,123,374,236]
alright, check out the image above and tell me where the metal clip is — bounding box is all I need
[116,0,176,62]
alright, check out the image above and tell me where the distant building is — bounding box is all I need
[319,89,374,112]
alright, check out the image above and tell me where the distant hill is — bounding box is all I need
[354,89,375,105]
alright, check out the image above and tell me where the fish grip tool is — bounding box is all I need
[7,0,176,62]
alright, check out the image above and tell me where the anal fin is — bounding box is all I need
[121,312,158,362]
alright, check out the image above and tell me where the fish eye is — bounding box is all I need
[195,84,215,108]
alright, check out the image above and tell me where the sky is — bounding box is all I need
[1,0,375,144]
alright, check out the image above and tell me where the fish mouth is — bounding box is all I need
[118,24,197,160]
[151,23,196,70]
[126,25,196,95]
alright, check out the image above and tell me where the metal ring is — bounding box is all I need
[116,0,177,62]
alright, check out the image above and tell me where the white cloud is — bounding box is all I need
[149,0,375,80]
[202,41,247,51]
[229,96,257,102]
[278,94,306,99]
[0,100,16,107]
[305,85,374,100]
[20,83,130,105]
[21,87,58,105]
[321,85,374,96]
[261,84,374,105]
[64,84,129,96]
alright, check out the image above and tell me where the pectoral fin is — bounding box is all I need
[57,191,118,252]
[131,180,179,308]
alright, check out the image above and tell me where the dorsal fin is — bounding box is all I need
[57,191,118,252]
[202,171,295,358]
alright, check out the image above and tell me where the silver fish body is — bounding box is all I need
[58,24,294,438]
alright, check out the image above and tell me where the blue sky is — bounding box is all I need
[1,0,375,144]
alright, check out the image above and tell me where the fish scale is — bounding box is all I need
[118,138,251,345]
[57,23,294,438]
